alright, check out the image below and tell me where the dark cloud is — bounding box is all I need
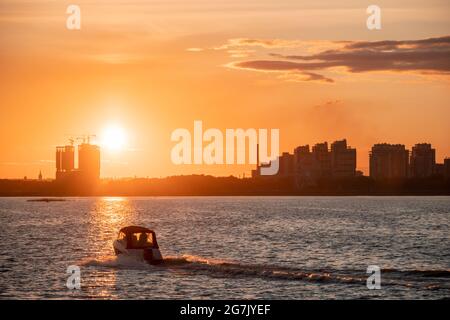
[301,72,334,83]
[230,36,450,82]
[343,36,450,50]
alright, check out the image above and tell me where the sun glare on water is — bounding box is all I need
[101,125,127,152]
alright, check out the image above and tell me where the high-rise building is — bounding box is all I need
[434,163,444,177]
[330,139,356,178]
[78,143,100,182]
[370,144,409,180]
[277,152,295,177]
[292,140,356,181]
[55,139,100,185]
[444,158,450,180]
[410,143,436,178]
[312,142,332,178]
[294,145,314,180]
[56,145,75,180]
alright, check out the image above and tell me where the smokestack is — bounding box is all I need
[257,143,259,166]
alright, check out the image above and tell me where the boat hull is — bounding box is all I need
[113,240,163,265]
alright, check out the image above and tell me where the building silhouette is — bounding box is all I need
[277,152,295,177]
[56,145,75,180]
[293,145,314,183]
[78,143,100,181]
[410,143,436,178]
[370,144,409,180]
[254,139,357,183]
[312,142,332,178]
[252,139,450,184]
[330,139,356,178]
[444,158,450,180]
[55,138,100,187]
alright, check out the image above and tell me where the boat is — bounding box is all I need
[113,226,163,264]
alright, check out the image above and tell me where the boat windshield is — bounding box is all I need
[130,232,154,248]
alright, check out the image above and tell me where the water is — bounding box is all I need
[0,196,449,299]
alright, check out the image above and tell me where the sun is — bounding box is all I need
[101,125,127,152]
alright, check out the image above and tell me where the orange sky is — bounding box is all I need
[0,0,449,179]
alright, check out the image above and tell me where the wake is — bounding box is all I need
[80,254,449,290]
[81,254,364,285]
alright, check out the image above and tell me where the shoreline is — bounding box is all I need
[1,193,450,197]
[1,176,449,197]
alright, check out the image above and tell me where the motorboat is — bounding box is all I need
[113,226,163,264]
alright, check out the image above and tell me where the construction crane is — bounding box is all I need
[78,134,97,144]
[64,134,97,145]
[63,134,76,146]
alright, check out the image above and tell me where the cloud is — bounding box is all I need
[227,60,335,83]
[215,38,305,50]
[186,48,204,52]
[226,49,255,58]
[227,35,450,82]
[277,71,334,83]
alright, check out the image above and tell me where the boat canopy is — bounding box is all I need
[117,226,159,249]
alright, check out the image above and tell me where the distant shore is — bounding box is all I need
[0,175,449,196]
